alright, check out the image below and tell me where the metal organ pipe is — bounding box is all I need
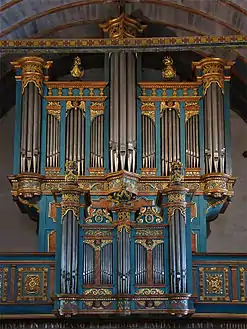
[90,115,104,168]
[204,82,225,173]
[185,115,199,168]
[109,52,136,172]
[65,108,85,175]
[161,108,180,176]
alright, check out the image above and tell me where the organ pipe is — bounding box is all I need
[142,115,155,168]
[161,108,180,176]
[185,115,199,168]
[65,107,85,175]
[90,115,104,168]
[117,228,130,294]
[109,52,136,172]
[46,114,60,168]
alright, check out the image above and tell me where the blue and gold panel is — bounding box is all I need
[0,267,8,302]
[199,267,229,301]
[136,206,163,224]
[85,206,112,224]
[17,267,49,301]
[240,267,247,302]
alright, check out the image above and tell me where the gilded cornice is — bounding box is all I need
[45,96,107,102]
[45,81,107,89]
[139,82,201,89]
[139,96,201,102]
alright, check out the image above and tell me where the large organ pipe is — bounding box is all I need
[61,210,79,294]
[46,113,60,168]
[193,58,234,174]
[109,52,136,173]
[65,108,85,175]
[185,114,199,168]
[117,228,130,294]
[90,115,104,168]
[161,108,180,176]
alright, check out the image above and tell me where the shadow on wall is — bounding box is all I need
[207,110,247,253]
[0,107,37,252]
[0,108,246,252]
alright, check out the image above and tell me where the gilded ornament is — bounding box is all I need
[99,13,146,39]
[24,274,41,294]
[84,289,112,296]
[135,239,163,251]
[66,100,85,115]
[170,161,184,184]
[162,57,176,80]
[84,239,112,251]
[46,101,61,121]
[85,206,112,223]
[65,161,78,182]
[160,101,180,117]
[184,101,199,122]
[18,196,40,213]
[83,229,112,237]
[199,267,229,301]
[17,267,48,301]
[239,267,247,302]
[71,56,84,78]
[193,58,234,96]
[90,102,104,121]
[141,110,155,122]
[136,206,163,224]
[135,288,164,296]
[135,229,163,237]
[0,267,8,302]
[168,193,185,203]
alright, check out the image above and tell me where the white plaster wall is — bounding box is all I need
[0,107,246,252]
[0,107,37,252]
[207,111,247,252]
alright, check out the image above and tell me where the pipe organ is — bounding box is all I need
[8,14,237,319]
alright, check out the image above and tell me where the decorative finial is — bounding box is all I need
[71,56,84,78]
[162,56,176,80]
[170,161,183,185]
[99,13,146,39]
[65,161,78,182]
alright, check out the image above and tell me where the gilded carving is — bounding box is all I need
[168,193,185,203]
[0,267,8,302]
[84,239,112,251]
[71,56,84,78]
[199,267,229,301]
[90,102,104,121]
[162,57,176,80]
[83,229,112,237]
[135,288,164,295]
[46,101,61,120]
[85,206,112,223]
[117,211,131,233]
[24,274,41,294]
[206,274,223,294]
[84,289,112,296]
[66,100,85,115]
[184,101,199,122]
[136,206,163,224]
[240,267,247,301]
[160,101,180,117]
[99,13,146,39]
[135,239,163,250]
[17,267,48,301]
[135,229,163,237]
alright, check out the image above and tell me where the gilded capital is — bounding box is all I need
[11,56,52,95]
[192,58,234,95]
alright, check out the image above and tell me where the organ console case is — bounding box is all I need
[3,17,246,319]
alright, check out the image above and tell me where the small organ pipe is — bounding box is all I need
[21,89,28,172]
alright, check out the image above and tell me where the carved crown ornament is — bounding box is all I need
[11,56,52,95]
[99,13,147,39]
[192,58,235,96]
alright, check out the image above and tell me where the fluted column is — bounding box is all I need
[193,58,234,174]
[11,57,52,174]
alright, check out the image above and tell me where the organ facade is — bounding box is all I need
[1,14,246,319]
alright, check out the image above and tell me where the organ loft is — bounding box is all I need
[0,8,247,322]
